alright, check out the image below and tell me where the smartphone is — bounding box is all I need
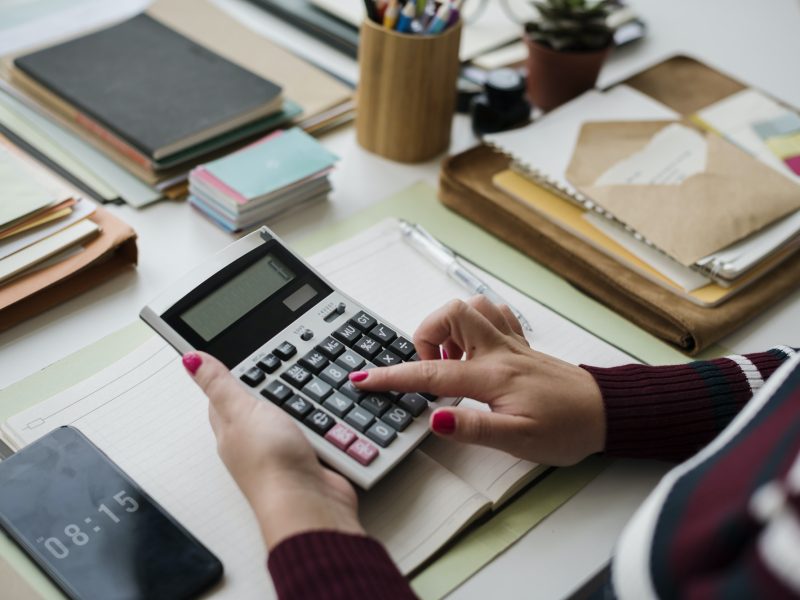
[0,426,223,600]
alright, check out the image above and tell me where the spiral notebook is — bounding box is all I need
[485,85,800,285]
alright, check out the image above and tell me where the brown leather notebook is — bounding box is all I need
[438,56,800,355]
[0,205,138,332]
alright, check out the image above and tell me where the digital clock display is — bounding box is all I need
[0,427,222,600]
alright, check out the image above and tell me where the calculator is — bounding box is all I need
[140,227,459,489]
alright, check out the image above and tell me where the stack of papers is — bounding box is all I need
[487,85,800,305]
[0,136,97,284]
[188,128,338,231]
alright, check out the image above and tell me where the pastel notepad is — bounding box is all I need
[203,128,338,203]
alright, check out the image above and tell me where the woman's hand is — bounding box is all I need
[182,352,364,550]
[350,297,606,466]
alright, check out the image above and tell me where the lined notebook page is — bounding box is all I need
[4,219,636,596]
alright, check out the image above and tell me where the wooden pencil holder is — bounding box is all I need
[356,19,462,163]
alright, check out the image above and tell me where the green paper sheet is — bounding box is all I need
[0,181,710,599]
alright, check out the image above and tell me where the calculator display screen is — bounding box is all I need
[180,253,295,342]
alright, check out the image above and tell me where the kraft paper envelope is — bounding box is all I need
[566,120,800,266]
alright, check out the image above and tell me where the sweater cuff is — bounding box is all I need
[581,348,795,462]
[268,531,416,600]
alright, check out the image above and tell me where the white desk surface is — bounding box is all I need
[1,0,799,598]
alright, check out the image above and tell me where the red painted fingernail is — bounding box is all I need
[349,371,368,382]
[440,347,449,360]
[182,352,202,375]
[431,410,455,434]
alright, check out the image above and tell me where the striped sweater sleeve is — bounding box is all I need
[581,347,797,462]
[267,531,417,599]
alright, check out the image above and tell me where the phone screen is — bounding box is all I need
[0,426,223,600]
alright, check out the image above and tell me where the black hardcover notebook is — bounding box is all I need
[14,14,283,160]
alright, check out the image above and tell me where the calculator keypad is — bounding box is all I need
[298,350,328,374]
[244,310,436,473]
[281,364,312,388]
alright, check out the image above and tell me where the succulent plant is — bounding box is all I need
[526,0,614,52]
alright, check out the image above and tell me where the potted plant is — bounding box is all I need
[524,0,613,111]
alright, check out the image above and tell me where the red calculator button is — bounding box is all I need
[347,438,379,466]
[325,423,357,451]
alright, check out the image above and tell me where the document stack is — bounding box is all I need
[486,84,800,308]
[188,128,338,232]
[0,137,96,284]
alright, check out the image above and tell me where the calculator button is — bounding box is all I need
[333,323,361,345]
[397,393,428,417]
[256,353,281,374]
[323,391,353,417]
[304,409,335,435]
[365,422,397,447]
[339,380,366,401]
[347,438,379,466]
[350,311,377,331]
[381,406,412,431]
[317,336,345,359]
[302,377,333,402]
[335,349,365,372]
[387,390,403,401]
[300,329,314,341]
[283,395,313,419]
[274,341,297,360]
[419,392,437,402]
[240,366,265,387]
[360,393,391,417]
[281,364,312,388]
[298,350,328,374]
[325,423,357,451]
[369,324,397,345]
[261,380,293,405]
[354,336,381,360]
[409,353,420,361]
[319,364,348,388]
[389,337,416,360]
[374,349,401,368]
[344,405,375,432]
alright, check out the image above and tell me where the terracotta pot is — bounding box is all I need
[524,36,609,112]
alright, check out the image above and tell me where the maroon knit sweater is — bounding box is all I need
[267,347,800,599]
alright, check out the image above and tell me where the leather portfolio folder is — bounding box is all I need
[0,205,137,332]
[438,56,800,355]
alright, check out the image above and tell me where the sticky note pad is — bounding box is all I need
[785,155,800,176]
[204,128,338,202]
[753,112,800,140]
[766,132,800,160]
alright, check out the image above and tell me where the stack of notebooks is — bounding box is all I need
[0,133,137,330]
[189,128,338,232]
[485,84,800,308]
[0,0,353,206]
[0,135,97,284]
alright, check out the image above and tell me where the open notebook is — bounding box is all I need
[0,219,633,598]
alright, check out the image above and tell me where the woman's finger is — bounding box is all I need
[498,304,526,339]
[428,407,531,456]
[412,299,506,360]
[185,351,258,424]
[350,357,499,399]
[466,295,512,335]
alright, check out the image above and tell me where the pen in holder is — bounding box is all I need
[356,18,462,163]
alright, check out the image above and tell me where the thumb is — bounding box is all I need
[429,406,527,453]
[183,351,257,423]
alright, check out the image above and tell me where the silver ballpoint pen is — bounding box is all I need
[398,219,533,332]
